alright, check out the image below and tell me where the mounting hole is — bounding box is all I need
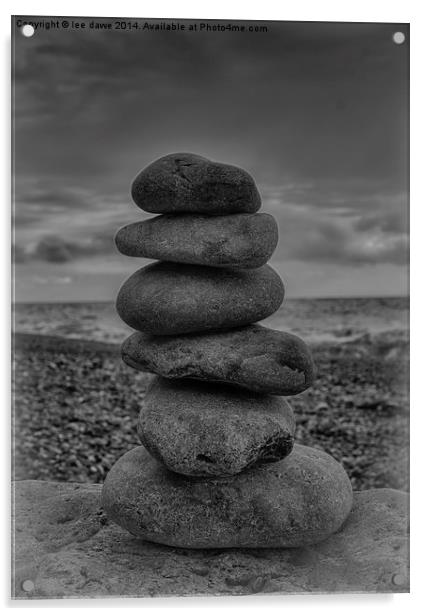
[22,579,35,592]
[21,24,35,37]
[392,573,406,586]
[393,31,405,45]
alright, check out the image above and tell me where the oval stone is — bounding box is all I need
[131,153,261,215]
[102,444,353,549]
[122,324,314,395]
[137,377,296,477]
[116,262,284,335]
[115,213,278,269]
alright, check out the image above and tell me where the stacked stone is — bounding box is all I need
[102,153,353,549]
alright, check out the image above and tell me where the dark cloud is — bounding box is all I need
[12,244,27,264]
[29,233,114,263]
[33,235,74,263]
[288,223,408,265]
[15,185,113,212]
[268,199,408,266]
[354,208,408,234]
[22,189,89,208]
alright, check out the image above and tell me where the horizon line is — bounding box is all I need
[12,294,409,306]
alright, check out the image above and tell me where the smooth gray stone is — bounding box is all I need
[115,213,278,269]
[12,480,409,597]
[116,262,284,335]
[102,444,353,549]
[131,153,261,215]
[137,377,296,477]
[122,324,314,395]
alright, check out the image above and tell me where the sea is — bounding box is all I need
[12,297,409,346]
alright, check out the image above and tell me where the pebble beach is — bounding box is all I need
[12,296,409,492]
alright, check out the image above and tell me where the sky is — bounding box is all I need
[12,18,409,301]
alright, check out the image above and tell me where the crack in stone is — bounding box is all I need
[173,160,194,185]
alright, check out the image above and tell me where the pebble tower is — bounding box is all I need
[102,153,353,548]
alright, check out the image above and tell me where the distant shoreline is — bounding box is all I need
[13,331,120,355]
[12,297,409,347]
[12,295,409,306]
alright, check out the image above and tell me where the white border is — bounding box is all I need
[2,1,426,614]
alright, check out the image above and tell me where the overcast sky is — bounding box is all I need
[12,18,409,301]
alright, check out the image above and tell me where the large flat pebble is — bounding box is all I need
[122,324,314,395]
[138,377,296,477]
[116,262,284,335]
[102,444,353,549]
[115,213,278,269]
[131,153,261,215]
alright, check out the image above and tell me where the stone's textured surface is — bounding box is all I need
[138,377,296,477]
[122,324,315,395]
[115,213,278,269]
[131,153,261,215]
[12,480,409,597]
[116,262,285,335]
[102,444,353,549]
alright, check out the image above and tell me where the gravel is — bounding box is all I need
[12,331,409,491]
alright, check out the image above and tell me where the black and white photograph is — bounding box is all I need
[11,14,409,599]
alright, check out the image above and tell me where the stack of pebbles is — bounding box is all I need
[102,153,353,548]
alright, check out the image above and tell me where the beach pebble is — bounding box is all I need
[137,377,295,477]
[131,153,261,215]
[116,262,284,335]
[315,402,329,412]
[102,444,353,548]
[122,324,314,395]
[115,213,278,269]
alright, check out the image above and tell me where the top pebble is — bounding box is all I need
[131,153,261,215]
